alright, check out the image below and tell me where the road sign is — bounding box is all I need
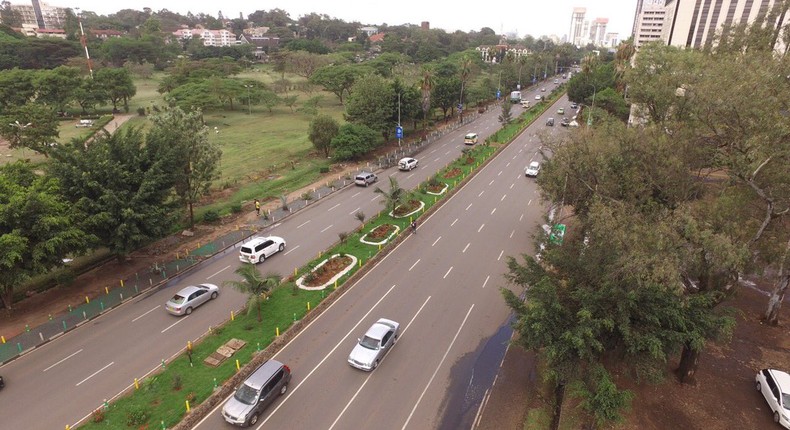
[496,90,501,100]
[550,224,566,244]
[395,126,403,139]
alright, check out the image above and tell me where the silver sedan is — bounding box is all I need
[348,318,400,371]
[165,283,220,316]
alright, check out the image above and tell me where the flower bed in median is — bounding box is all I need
[296,254,357,291]
[390,199,425,218]
[360,223,400,245]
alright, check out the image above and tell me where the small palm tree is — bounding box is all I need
[224,264,281,323]
[374,176,406,214]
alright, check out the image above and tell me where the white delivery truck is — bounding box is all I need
[509,91,522,103]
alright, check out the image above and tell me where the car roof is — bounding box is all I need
[245,236,281,246]
[768,369,790,391]
[529,161,540,167]
[365,321,393,339]
[400,157,415,162]
[465,133,477,137]
[245,359,286,389]
[356,171,373,176]
[175,285,202,296]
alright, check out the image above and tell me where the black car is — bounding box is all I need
[0,375,4,389]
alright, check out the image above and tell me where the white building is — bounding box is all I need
[172,28,239,47]
[569,7,586,46]
[6,0,66,29]
[632,0,667,48]
[589,17,609,46]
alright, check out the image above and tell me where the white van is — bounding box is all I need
[463,133,478,145]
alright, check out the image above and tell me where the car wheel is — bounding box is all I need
[185,307,193,315]
[210,292,218,300]
[259,254,265,263]
[756,381,762,392]
[280,384,288,395]
[278,244,285,252]
[249,413,259,426]
[373,359,379,369]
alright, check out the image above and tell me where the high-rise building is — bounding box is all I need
[569,7,587,46]
[662,0,787,51]
[7,0,67,29]
[589,17,609,45]
[632,0,667,47]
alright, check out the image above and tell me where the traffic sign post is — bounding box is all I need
[550,224,566,244]
[396,125,403,146]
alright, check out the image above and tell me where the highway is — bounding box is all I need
[0,79,568,430]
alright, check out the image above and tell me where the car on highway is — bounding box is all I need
[560,118,570,127]
[755,368,790,428]
[398,157,418,171]
[222,359,291,427]
[348,318,400,371]
[525,161,541,177]
[354,171,378,186]
[557,107,565,114]
[165,283,219,316]
[545,117,554,126]
[239,236,286,264]
[541,88,546,92]
[463,133,478,145]
[570,102,578,109]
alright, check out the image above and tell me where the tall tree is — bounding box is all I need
[419,66,435,130]
[223,264,281,322]
[310,64,360,104]
[0,68,36,112]
[0,103,59,157]
[308,114,340,157]
[146,107,221,228]
[330,123,379,161]
[344,73,395,139]
[0,161,92,310]
[48,128,179,261]
[94,67,136,112]
[34,66,82,113]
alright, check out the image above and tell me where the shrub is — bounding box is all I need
[203,210,220,223]
[280,195,289,211]
[92,408,105,423]
[230,203,242,213]
[355,211,365,224]
[338,232,348,244]
[136,107,146,116]
[319,166,330,173]
[126,406,150,426]
[301,191,313,201]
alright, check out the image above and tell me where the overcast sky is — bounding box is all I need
[63,0,637,40]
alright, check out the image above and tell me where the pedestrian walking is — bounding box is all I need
[254,199,261,216]
[411,220,417,234]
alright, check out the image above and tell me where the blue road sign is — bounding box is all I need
[395,126,403,139]
[496,90,501,99]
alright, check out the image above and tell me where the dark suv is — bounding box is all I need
[222,360,291,427]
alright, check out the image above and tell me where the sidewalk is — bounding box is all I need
[476,344,536,430]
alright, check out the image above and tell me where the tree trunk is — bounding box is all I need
[764,273,788,326]
[188,201,195,229]
[677,343,700,385]
[0,286,14,312]
[550,381,565,430]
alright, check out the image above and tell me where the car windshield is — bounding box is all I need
[169,294,186,304]
[359,335,380,350]
[234,383,259,405]
[784,393,790,410]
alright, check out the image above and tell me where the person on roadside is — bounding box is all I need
[254,199,261,216]
[411,220,417,234]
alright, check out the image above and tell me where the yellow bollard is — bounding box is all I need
[134,378,139,389]
[85,296,89,304]
[176,252,179,260]
[358,259,361,268]
[105,287,109,295]
[120,279,124,288]
[1,336,5,343]
[231,311,235,321]
[187,341,192,351]
[307,302,311,311]
[236,359,240,371]
[294,268,297,276]
[276,327,280,337]
[185,400,190,412]
[66,426,70,430]
[378,243,382,251]
[334,280,338,290]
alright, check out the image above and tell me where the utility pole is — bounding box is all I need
[75,8,93,79]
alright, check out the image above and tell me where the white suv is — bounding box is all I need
[398,157,418,171]
[756,369,790,428]
[239,236,286,264]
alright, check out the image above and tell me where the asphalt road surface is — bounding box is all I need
[0,79,568,430]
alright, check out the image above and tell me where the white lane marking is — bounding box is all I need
[510,230,515,238]
[327,296,431,430]
[519,148,523,153]
[430,149,437,154]
[409,259,421,271]
[297,220,311,229]
[132,306,160,323]
[520,214,524,221]
[259,285,398,427]
[161,316,188,333]
[490,208,496,215]
[482,275,490,289]
[349,207,361,215]
[389,172,396,177]
[478,224,485,233]
[434,157,441,163]
[510,183,515,189]
[445,150,451,155]
[451,219,458,227]
[76,362,114,386]
[320,224,333,233]
[432,236,442,247]
[489,179,495,186]
[505,162,510,167]
[465,203,473,211]
[501,194,507,201]
[408,173,416,179]
[283,244,301,256]
[478,190,484,197]
[44,349,83,372]
[512,154,517,159]
[351,192,361,198]
[328,203,341,211]
[462,243,470,253]
[528,199,532,206]
[443,266,453,279]
[371,196,379,202]
[401,304,475,430]
[206,265,230,280]
[497,250,504,261]
[498,171,503,176]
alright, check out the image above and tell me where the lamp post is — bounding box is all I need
[586,84,597,126]
[243,84,253,115]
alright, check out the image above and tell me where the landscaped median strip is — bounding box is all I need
[79,89,566,430]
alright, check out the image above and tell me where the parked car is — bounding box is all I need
[239,236,286,264]
[354,171,378,186]
[535,95,542,100]
[546,117,554,126]
[165,283,219,316]
[525,161,541,177]
[75,119,94,128]
[398,157,418,171]
[557,107,565,114]
[348,318,400,371]
[222,359,291,427]
[756,368,790,428]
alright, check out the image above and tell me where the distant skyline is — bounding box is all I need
[57,0,637,41]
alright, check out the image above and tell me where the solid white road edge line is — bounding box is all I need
[401,304,475,430]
